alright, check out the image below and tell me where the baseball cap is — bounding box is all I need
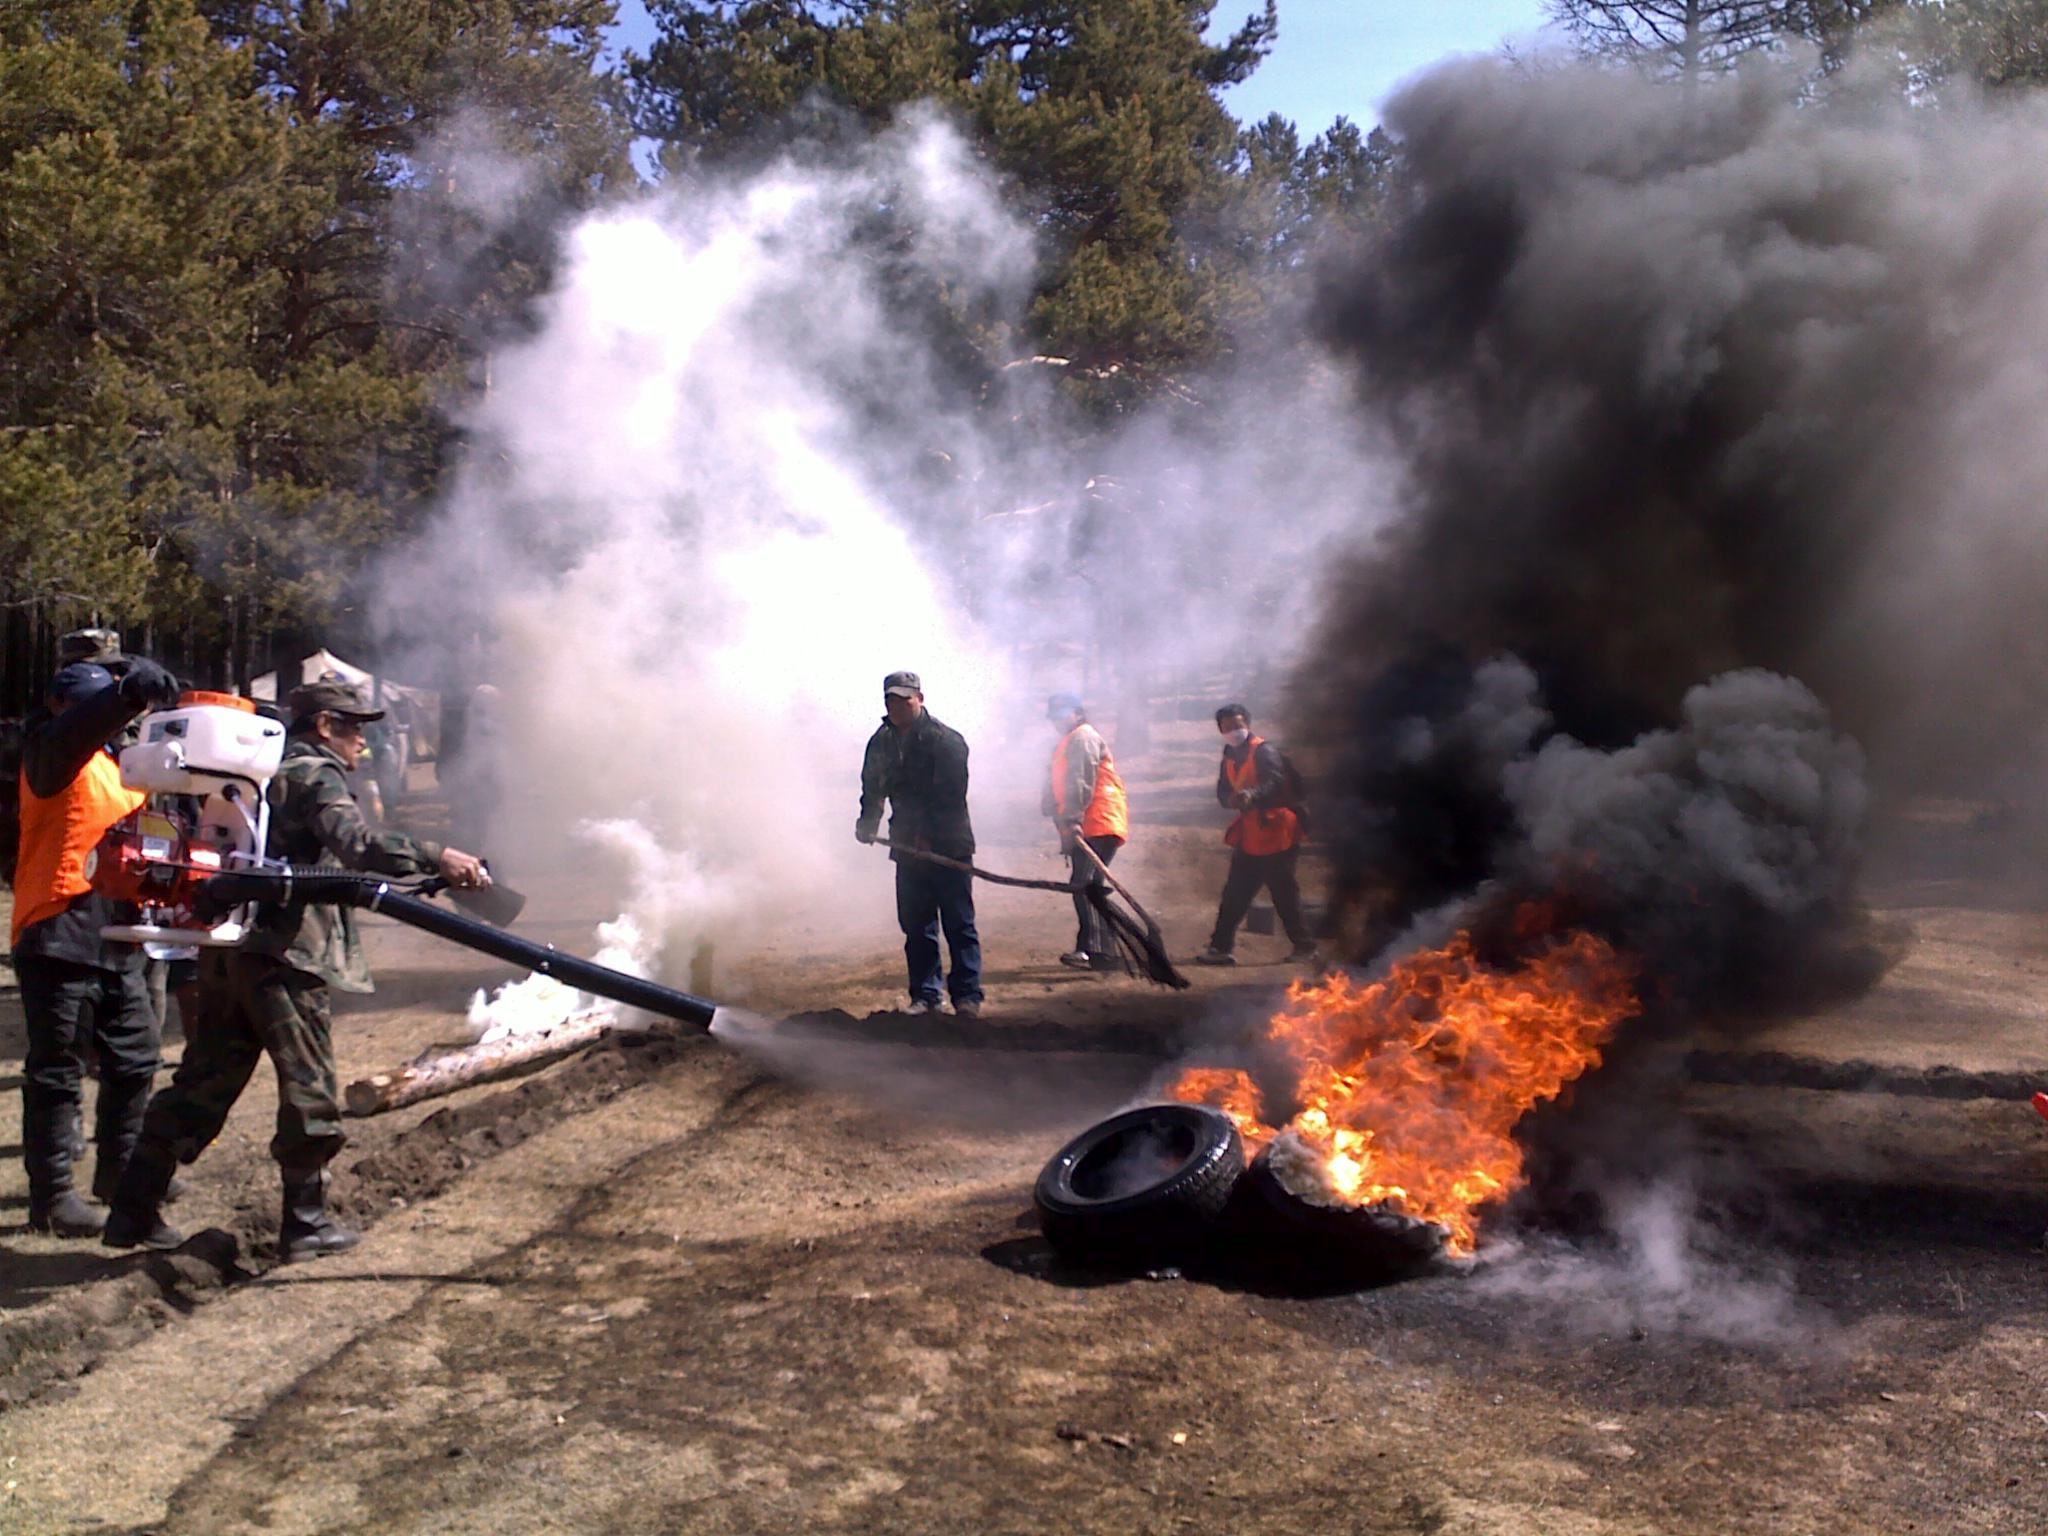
[1046,691,1083,720]
[48,663,114,704]
[287,679,385,723]
[883,670,922,698]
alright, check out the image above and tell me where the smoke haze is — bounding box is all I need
[377,109,1391,988]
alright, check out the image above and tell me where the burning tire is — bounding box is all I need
[1228,1149,1449,1287]
[1034,1104,1244,1270]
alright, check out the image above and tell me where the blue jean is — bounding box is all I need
[894,860,982,1006]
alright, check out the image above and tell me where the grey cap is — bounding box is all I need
[287,679,385,723]
[883,670,922,698]
[57,627,121,665]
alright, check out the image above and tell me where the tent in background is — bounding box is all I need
[249,649,441,763]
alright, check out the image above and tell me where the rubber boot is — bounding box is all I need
[89,1076,186,1207]
[101,1140,185,1251]
[91,1070,147,1203]
[279,1167,360,1264]
[25,1091,104,1238]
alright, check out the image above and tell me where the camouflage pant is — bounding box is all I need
[137,949,344,1173]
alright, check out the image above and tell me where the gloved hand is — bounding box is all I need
[1058,826,1078,855]
[855,822,878,845]
[118,657,181,710]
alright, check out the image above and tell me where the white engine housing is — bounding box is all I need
[120,703,285,795]
[102,701,284,951]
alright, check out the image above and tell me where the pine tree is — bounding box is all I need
[1546,0,1898,80]
[629,0,1278,409]
[0,2,632,700]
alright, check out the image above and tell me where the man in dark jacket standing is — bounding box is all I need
[12,656,181,1236]
[855,671,983,1017]
[105,680,490,1259]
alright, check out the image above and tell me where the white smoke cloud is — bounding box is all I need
[384,113,1026,991]
[1472,1177,1824,1348]
[376,108,1394,1006]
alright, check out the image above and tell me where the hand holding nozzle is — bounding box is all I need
[439,848,491,890]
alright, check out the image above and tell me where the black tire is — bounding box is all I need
[1225,1150,1448,1288]
[1034,1104,1244,1270]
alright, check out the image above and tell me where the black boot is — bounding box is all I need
[89,1075,186,1207]
[279,1166,360,1264]
[91,1070,148,1203]
[25,1091,104,1238]
[102,1140,185,1251]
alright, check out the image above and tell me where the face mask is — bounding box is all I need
[1224,727,1250,747]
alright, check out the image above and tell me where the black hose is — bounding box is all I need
[195,870,718,1029]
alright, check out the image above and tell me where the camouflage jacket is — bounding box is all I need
[244,740,444,992]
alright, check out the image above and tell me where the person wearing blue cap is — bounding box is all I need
[11,653,181,1237]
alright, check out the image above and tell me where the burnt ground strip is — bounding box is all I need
[1685,1048,2046,1102]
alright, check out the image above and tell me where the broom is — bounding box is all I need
[874,838,1189,989]
[1068,836,1189,989]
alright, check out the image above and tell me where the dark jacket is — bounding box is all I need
[11,682,149,970]
[857,710,975,861]
[1216,736,1292,812]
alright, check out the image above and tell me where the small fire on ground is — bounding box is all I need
[1170,922,1639,1254]
[460,912,655,1046]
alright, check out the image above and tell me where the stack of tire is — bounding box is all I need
[1033,1103,1446,1289]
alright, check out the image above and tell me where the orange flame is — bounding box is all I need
[1170,927,1638,1254]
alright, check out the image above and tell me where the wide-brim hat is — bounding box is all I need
[287,678,385,723]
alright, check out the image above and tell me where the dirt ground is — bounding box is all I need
[3,722,2047,1536]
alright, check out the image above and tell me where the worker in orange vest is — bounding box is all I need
[11,657,181,1236]
[1196,703,1317,966]
[1043,693,1128,971]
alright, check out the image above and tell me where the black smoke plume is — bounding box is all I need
[1299,58,2048,1018]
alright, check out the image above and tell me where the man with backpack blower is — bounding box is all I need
[103,680,491,1260]
[1195,703,1318,967]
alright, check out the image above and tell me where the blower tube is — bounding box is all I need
[196,870,717,1029]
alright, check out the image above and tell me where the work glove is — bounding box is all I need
[855,822,878,845]
[118,657,181,711]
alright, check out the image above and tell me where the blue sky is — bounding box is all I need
[608,1,1560,135]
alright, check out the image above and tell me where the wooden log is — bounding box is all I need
[344,1011,612,1117]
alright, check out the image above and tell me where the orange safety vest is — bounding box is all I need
[1224,735,1299,856]
[11,750,146,943]
[1051,726,1128,843]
